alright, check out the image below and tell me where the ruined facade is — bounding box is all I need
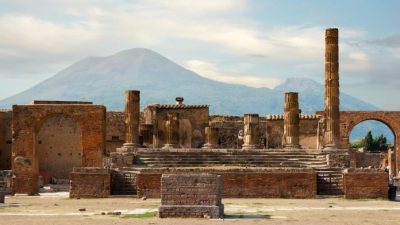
[0,28,394,200]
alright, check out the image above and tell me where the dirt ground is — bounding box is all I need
[1,193,400,225]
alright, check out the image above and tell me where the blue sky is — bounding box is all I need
[0,0,399,109]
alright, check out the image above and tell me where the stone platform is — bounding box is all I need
[158,173,224,218]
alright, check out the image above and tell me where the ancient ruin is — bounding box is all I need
[0,28,397,218]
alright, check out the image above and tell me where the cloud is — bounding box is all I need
[184,59,281,88]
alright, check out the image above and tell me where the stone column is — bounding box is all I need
[324,28,340,150]
[163,112,180,149]
[283,92,301,149]
[140,124,153,148]
[123,90,141,148]
[203,127,219,149]
[242,114,260,149]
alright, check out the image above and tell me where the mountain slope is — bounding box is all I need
[0,48,378,116]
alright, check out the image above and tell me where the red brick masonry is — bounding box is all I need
[343,168,388,199]
[70,168,111,198]
[136,168,316,198]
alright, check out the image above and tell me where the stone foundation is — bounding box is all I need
[343,168,388,199]
[137,168,316,198]
[69,168,111,198]
[158,173,224,218]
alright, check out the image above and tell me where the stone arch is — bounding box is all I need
[340,111,400,176]
[35,114,83,181]
[12,104,105,194]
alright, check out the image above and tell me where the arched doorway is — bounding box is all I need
[36,115,82,181]
[348,119,395,172]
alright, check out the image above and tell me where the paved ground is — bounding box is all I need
[1,193,400,225]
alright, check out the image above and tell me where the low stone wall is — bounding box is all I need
[70,168,111,198]
[159,173,224,218]
[136,168,316,198]
[343,169,388,199]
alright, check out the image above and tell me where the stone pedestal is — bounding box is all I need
[242,114,260,149]
[159,173,224,218]
[162,113,180,149]
[324,28,340,150]
[283,92,301,149]
[203,127,219,149]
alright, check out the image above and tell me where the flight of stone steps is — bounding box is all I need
[111,170,137,195]
[133,149,328,169]
[316,168,344,195]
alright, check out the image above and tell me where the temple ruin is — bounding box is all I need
[0,28,398,218]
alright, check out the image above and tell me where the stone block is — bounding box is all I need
[159,173,224,218]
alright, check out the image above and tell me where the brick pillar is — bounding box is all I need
[123,90,141,148]
[242,114,260,149]
[324,28,340,150]
[163,112,179,149]
[283,92,301,149]
[203,127,219,149]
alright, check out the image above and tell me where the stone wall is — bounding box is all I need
[343,169,388,199]
[159,173,223,218]
[12,103,105,194]
[0,110,12,170]
[105,112,125,155]
[70,168,111,198]
[136,168,316,198]
[209,115,318,149]
[37,115,82,179]
[349,149,387,168]
[145,105,209,148]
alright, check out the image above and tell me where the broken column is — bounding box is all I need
[242,114,260,149]
[202,127,219,149]
[283,92,301,149]
[118,90,141,151]
[163,112,180,149]
[324,28,340,150]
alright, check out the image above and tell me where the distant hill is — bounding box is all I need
[0,48,391,142]
[0,48,378,115]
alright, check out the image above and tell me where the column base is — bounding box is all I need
[283,144,302,150]
[242,144,260,150]
[116,143,141,153]
[162,144,179,149]
[202,144,219,149]
[322,144,344,152]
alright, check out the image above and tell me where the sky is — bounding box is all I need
[0,0,399,109]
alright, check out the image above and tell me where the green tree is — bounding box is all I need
[363,131,374,150]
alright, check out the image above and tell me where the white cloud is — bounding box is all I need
[184,59,281,88]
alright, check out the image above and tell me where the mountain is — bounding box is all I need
[0,48,379,116]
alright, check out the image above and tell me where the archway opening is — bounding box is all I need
[349,119,395,170]
[36,115,82,183]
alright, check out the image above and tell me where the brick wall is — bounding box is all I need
[69,168,111,198]
[343,169,388,199]
[159,173,223,218]
[136,168,316,198]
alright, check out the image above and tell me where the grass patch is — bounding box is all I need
[122,212,156,219]
[224,214,271,219]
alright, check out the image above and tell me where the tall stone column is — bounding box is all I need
[242,114,260,149]
[203,126,219,149]
[283,92,301,149]
[123,90,141,148]
[324,28,340,150]
[163,112,180,149]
